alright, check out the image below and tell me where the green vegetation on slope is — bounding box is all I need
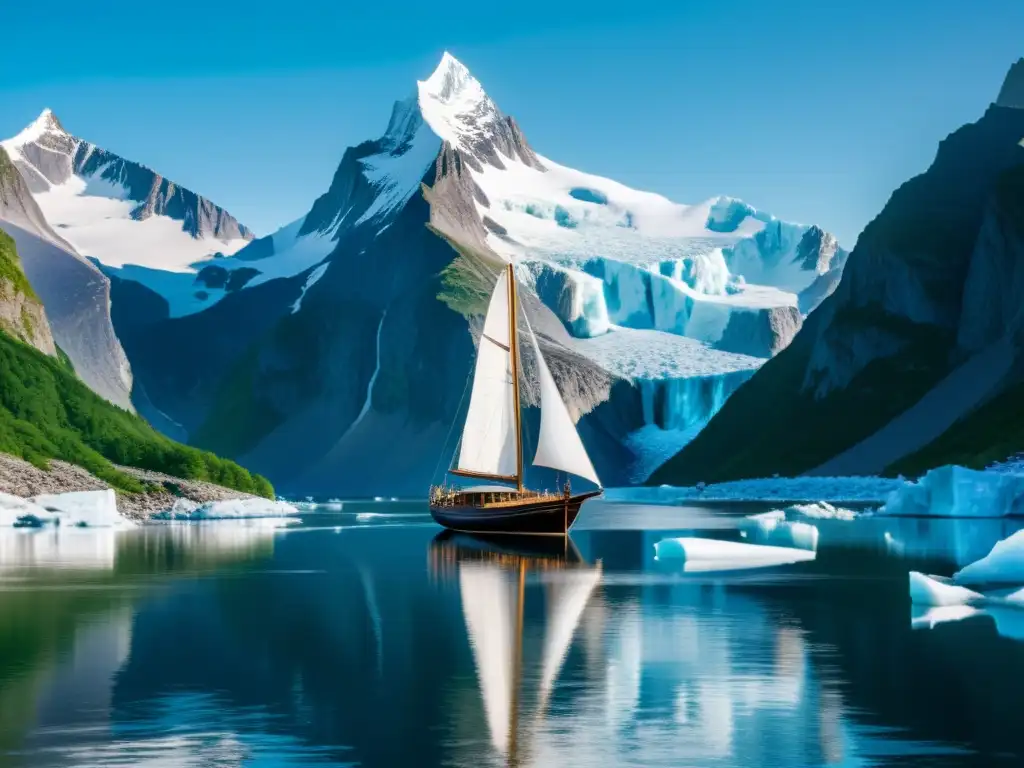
[0,329,274,497]
[648,308,952,485]
[0,229,37,301]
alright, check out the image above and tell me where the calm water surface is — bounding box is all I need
[2,500,1024,767]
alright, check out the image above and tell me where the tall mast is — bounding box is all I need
[506,262,524,493]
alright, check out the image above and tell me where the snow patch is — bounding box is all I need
[291,262,329,314]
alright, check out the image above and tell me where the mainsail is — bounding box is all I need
[455,269,519,481]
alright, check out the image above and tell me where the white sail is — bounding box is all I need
[456,270,518,479]
[525,319,601,486]
[459,562,518,755]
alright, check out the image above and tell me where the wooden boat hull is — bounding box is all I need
[429,490,601,536]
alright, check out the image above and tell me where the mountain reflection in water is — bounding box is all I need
[0,506,1023,766]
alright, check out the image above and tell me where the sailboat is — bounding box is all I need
[429,263,603,536]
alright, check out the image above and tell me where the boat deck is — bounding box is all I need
[429,486,569,510]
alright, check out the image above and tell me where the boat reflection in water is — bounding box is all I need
[429,532,602,766]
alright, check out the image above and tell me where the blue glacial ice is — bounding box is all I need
[879,464,1024,519]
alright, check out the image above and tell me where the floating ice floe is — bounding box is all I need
[785,502,859,521]
[606,475,904,504]
[953,529,1024,585]
[741,512,819,551]
[908,571,982,607]
[150,497,300,521]
[910,605,985,630]
[1,490,135,528]
[653,537,816,572]
[880,465,1024,518]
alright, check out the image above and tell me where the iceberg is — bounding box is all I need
[953,529,1024,586]
[150,497,300,521]
[910,604,984,630]
[3,490,135,528]
[908,571,982,607]
[741,511,819,551]
[880,465,1024,518]
[0,492,56,527]
[653,536,816,572]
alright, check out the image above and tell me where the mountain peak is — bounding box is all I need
[4,108,67,150]
[420,52,475,102]
[416,52,500,150]
[996,58,1024,109]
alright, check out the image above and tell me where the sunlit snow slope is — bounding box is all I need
[2,110,253,319]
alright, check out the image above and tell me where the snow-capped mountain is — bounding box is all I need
[2,109,254,319]
[77,53,847,493]
[0,143,132,409]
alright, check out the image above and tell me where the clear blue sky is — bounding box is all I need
[1,0,1021,247]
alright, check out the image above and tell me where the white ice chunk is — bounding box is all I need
[151,497,299,521]
[880,465,1024,518]
[29,490,135,528]
[908,571,982,606]
[786,502,858,521]
[953,529,1024,585]
[741,512,819,551]
[911,605,984,629]
[0,492,58,527]
[653,537,816,572]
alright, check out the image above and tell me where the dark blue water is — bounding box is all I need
[2,500,1024,767]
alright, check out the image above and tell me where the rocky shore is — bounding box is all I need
[0,452,262,521]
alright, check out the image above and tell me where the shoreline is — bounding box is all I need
[0,452,264,521]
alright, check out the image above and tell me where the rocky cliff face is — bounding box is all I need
[649,64,1024,486]
[0,229,56,356]
[0,146,132,409]
[997,58,1024,109]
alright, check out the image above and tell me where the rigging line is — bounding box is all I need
[431,358,475,485]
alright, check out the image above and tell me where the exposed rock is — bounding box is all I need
[0,277,55,355]
[717,306,802,358]
[997,58,1024,109]
[956,165,1024,354]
